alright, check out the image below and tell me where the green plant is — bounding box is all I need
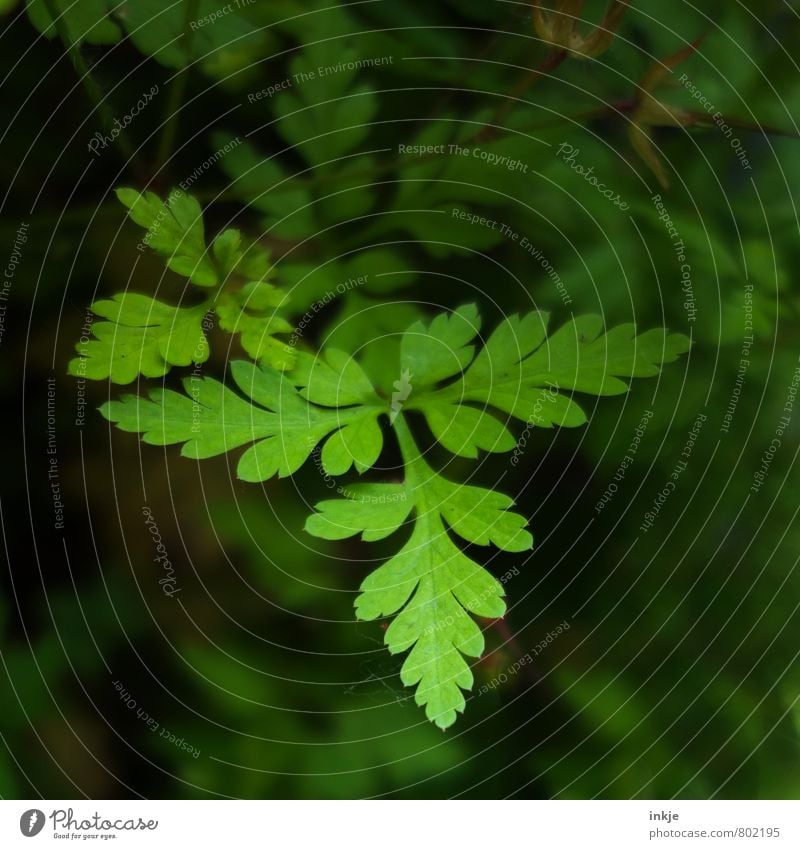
[68,188,295,383]
[72,189,690,728]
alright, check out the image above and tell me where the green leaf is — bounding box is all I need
[400,303,481,386]
[306,415,532,729]
[325,297,424,393]
[68,294,209,384]
[103,188,294,376]
[213,134,378,236]
[520,317,692,396]
[386,206,506,258]
[305,484,412,542]
[321,414,383,475]
[100,377,272,459]
[117,188,218,287]
[212,137,316,240]
[100,359,385,480]
[215,281,295,370]
[122,0,263,70]
[292,349,381,407]
[25,0,120,45]
[408,310,692,445]
[420,403,517,459]
[291,349,385,473]
[95,306,689,730]
[211,228,242,275]
[274,42,379,167]
[387,125,528,256]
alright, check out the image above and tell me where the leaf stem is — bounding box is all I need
[477,48,568,140]
[155,0,201,172]
[391,411,415,457]
[392,413,427,483]
[41,0,139,167]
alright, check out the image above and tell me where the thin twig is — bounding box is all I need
[155,0,201,173]
[477,48,568,141]
[41,0,139,167]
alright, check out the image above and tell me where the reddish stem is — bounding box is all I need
[477,48,568,141]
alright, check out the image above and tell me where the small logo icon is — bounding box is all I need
[390,370,413,423]
[20,809,45,837]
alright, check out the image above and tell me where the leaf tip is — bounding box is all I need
[115,186,139,208]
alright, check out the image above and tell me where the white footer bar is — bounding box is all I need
[1,800,795,848]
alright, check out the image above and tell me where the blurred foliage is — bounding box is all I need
[1,0,799,798]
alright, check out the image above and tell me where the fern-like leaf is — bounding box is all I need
[306,415,531,729]
[97,306,690,727]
